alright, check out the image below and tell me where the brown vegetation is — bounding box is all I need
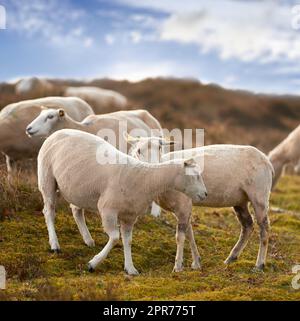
[1,77,299,153]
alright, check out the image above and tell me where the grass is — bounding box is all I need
[0,171,299,301]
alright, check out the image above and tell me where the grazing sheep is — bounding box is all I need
[0,97,94,177]
[37,129,207,274]
[268,125,300,188]
[63,86,128,113]
[127,136,274,271]
[15,77,61,98]
[26,109,163,153]
[15,77,128,114]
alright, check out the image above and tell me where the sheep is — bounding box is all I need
[63,86,128,113]
[15,77,61,98]
[15,77,128,114]
[268,125,300,188]
[127,136,274,271]
[37,129,207,274]
[0,96,94,177]
[26,109,164,153]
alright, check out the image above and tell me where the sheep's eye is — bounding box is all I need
[137,149,141,155]
[48,115,54,120]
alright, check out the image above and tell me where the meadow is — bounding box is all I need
[0,78,299,301]
[0,169,299,301]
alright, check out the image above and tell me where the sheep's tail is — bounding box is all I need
[266,157,275,178]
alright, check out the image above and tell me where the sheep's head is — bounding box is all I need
[178,158,207,203]
[26,107,65,137]
[125,133,175,163]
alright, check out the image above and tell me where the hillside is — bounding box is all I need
[1,77,300,152]
[0,78,300,300]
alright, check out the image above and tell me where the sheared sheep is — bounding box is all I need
[268,125,300,188]
[0,96,94,177]
[127,136,274,271]
[37,129,207,274]
[26,109,163,153]
[63,86,127,113]
[15,77,62,98]
[14,77,128,114]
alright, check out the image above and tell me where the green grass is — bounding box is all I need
[0,173,299,301]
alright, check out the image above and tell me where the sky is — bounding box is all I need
[1,0,300,95]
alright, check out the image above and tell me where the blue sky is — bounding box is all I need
[1,0,300,94]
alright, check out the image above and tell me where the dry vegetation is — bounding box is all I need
[0,78,299,300]
[2,77,300,152]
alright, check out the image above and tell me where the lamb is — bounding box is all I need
[26,109,164,153]
[63,86,128,113]
[127,136,274,271]
[0,96,94,177]
[268,125,300,188]
[37,129,207,274]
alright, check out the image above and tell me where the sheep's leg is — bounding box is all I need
[6,155,17,181]
[39,169,60,252]
[120,219,139,275]
[70,204,95,247]
[253,203,270,270]
[43,197,60,252]
[186,223,201,270]
[88,208,119,272]
[225,205,254,264]
[173,222,188,272]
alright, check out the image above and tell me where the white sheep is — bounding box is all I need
[26,109,164,153]
[15,77,128,114]
[15,77,61,98]
[268,125,300,188]
[0,97,94,177]
[63,86,128,113]
[127,136,274,271]
[37,129,207,274]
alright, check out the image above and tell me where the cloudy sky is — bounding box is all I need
[0,0,300,94]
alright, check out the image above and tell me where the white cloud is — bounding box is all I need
[129,31,142,44]
[4,0,93,48]
[107,61,180,82]
[105,34,115,45]
[118,0,300,64]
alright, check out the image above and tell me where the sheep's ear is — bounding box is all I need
[58,109,65,117]
[184,158,196,167]
[40,105,48,110]
[123,132,140,144]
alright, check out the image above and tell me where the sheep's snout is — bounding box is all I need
[197,191,208,202]
[26,126,38,137]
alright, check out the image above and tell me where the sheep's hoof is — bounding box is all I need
[87,263,95,273]
[224,256,237,265]
[85,239,95,247]
[172,266,184,273]
[125,267,139,276]
[50,248,61,254]
[191,261,201,270]
[252,264,265,273]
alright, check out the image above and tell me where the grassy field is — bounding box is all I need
[0,171,299,301]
